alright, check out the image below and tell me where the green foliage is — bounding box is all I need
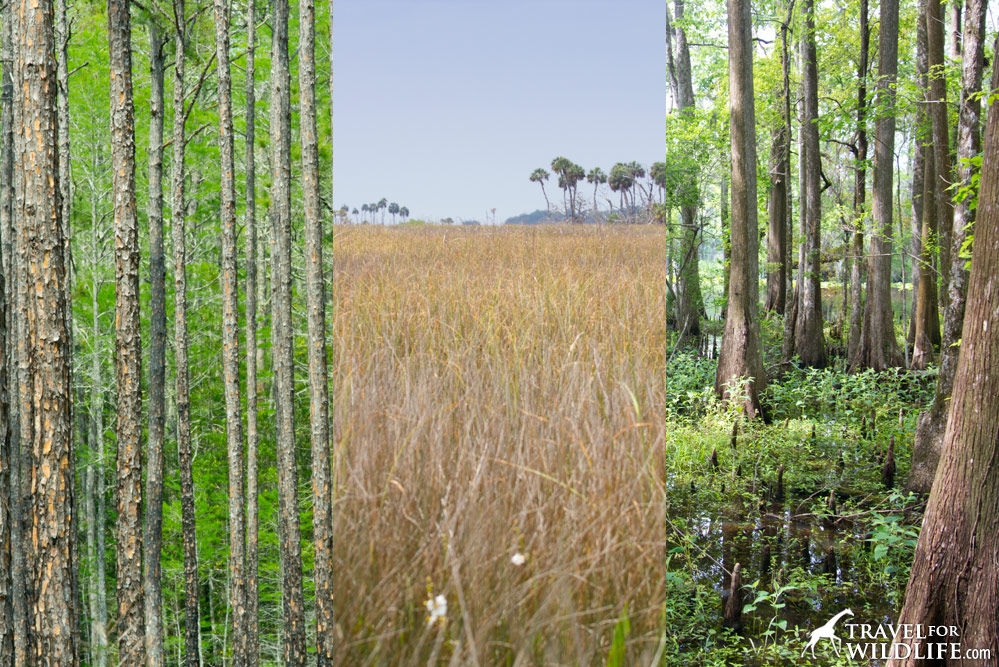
[605,607,631,667]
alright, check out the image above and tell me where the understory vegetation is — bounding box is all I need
[187,225,931,664]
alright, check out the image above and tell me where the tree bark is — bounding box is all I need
[270,0,308,659]
[794,0,827,367]
[108,0,145,660]
[765,124,788,315]
[716,0,766,420]
[211,0,248,660]
[854,0,904,370]
[927,0,955,317]
[908,5,930,359]
[170,3,201,663]
[0,2,13,661]
[299,0,335,661]
[87,206,109,667]
[846,0,869,364]
[887,49,999,663]
[912,144,942,369]
[244,0,260,663]
[767,0,793,318]
[143,21,167,667]
[669,0,703,337]
[909,0,987,493]
[14,0,78,656]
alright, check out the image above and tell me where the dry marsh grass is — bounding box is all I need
[323,225,713,665]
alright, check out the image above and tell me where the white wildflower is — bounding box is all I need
[426,594,447,626]
[511,552,526,566]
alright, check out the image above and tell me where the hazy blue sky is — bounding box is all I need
[331,0,667,223]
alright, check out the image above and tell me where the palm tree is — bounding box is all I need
[352,207,359,223]
[388,201,400,224]
[551,157,585,220]
[587,167,607,220]
[627,161,648,210]
[361,203,369,222]
[609,163,635,216]
[400,206,409,221]
[378,197,388,224]
[530,168,551,218]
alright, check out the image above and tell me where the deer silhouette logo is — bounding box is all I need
[801,608,854,658]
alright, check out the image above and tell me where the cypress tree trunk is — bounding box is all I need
[855,0,903,370]
[887,50,999,662]
[794,0,827,367]
[667,0,703,337]
[108,0,146,659]
[170,3,201,663]
[211,0,248,660]
[14,0,78,656]
[270,0,308,659]
[765,123,788,316]
[907,7,930,359]
[716,0,766,419]
[912,144,941,369]
[909,0,987,493]
[244,0,260,662]
[926,0,955,318]
[846,0,869,364]
[143,21,167,667]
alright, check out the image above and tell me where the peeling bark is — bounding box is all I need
[270,0,308,659]
[144,21,167,667]
[244,0,260,662]
[211,0,248,660]
[14,0,78,657]
[299,0,335,661]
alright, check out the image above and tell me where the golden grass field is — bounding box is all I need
[319,225,721,664]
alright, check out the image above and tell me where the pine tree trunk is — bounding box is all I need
[4,4,31,662]
[270,0,308,659]
[887,50,999,662]
[716,0,766,419]
[144,21,167,667]
[794,0,827,367]
[170,4,201,663]
[0,2,13,660]
[211,0,248,660]
[108,0,145,660]
[300,0,334,660]
[87,211,109,667]
[244,0,260,662]
[14,0,78,656]
[0,207,9,665]
[855,0,903,370]
[909,0,987,493]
